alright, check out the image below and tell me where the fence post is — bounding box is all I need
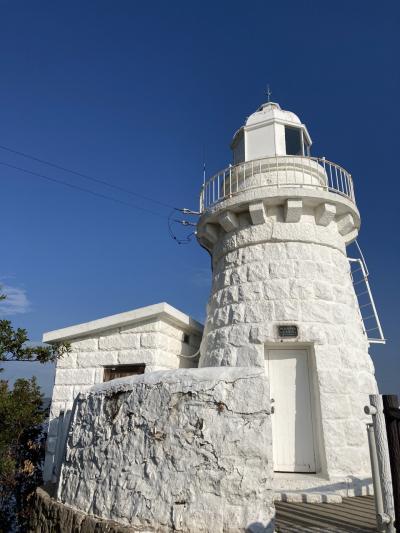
[365,395,396,531]
[383,395,400,531]
[367,423,386,532]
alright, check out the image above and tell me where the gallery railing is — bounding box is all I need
[200,156,355,211]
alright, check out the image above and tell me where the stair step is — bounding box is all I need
[274,492,343,504]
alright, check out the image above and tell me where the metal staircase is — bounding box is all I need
[349,241,385,344]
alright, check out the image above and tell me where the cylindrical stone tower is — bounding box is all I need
[197,101,378,492]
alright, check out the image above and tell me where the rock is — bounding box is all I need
[56,367,275,532]
[29,486,138,532]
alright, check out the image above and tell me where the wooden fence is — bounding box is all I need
[383,395,400,532]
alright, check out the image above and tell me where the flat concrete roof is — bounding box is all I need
[43,302,203,343]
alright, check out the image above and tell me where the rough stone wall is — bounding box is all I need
[199,206,378,482]
[57,367,275,532]
[29,486,136,533]
[44,319,201,482]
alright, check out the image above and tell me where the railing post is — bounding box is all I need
[322,156,328,191]
[365,395,396,531]
[200,185,204,212]
[345,171,349,197]
[285,155,288,185]
[350,174,355,202]
[367,423,386,532]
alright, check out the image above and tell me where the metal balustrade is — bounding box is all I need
[349,241,385,344]
[199,156,355,211]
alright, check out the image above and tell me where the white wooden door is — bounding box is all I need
[265,348,316,473]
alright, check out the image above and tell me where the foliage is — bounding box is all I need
[0,288,68,531]
[0,319,64,370]
[0,378,46,532]
[0,288,69,371]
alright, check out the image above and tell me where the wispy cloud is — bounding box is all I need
[0,284,31,315]
[191,268,211,288]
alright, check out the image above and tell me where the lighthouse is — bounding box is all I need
[197,100,379,492]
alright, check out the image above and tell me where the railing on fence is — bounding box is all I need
[200,155,355,211]
[349,241,385,344]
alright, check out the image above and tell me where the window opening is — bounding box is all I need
[285,126,303,156]
[103,364,145,382]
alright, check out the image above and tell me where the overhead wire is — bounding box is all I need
[0,143,176,210]
[0,160,168,219]
[167,210,195,245]
[0,143,199,242]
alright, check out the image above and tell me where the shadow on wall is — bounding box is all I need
[293,348,318,475]
[282,476,374,497]
[246,521,275,533]
[49,409,72,483]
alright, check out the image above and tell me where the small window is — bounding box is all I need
[183,333,190,344]
[103,364,145,382]
[285,126,303,156]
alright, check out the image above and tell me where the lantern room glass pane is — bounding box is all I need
[285,126,302,156]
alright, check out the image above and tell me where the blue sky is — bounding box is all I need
[0,0,399,396]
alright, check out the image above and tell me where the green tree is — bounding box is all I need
[0,378,46,531]
[0,290,67,531]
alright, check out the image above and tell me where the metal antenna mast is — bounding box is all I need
[203,144,206,187]
[266,84,272,102]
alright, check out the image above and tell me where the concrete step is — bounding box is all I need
[273,473,374,498]
[274,492,343,504]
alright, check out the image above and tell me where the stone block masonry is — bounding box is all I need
[57,367,275,532]
[198,203,378,488]
[29,486,136,533]
[43,306,203,483]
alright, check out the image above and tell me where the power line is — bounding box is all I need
[0,143,176,210]
[167,210,195,245]
[0,161,168,219]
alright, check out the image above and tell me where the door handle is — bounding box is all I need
[271,398,275,414]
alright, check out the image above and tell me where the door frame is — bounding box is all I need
[264,342,323,475]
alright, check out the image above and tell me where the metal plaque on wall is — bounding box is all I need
[278,325,298,338]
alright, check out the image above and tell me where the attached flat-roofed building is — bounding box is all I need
[43,302,203,482]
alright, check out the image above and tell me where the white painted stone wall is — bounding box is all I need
[44,318,201,482]
[57,367,275,533]
[199,205,378,487]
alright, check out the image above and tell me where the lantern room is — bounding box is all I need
[231,101,312,164]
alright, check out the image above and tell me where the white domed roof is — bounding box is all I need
[231,100,312,163]
[246,101,302,127]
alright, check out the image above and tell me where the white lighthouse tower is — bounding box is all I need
[197,99,379,493]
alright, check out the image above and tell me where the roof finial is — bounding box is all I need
[266,84,272,102]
